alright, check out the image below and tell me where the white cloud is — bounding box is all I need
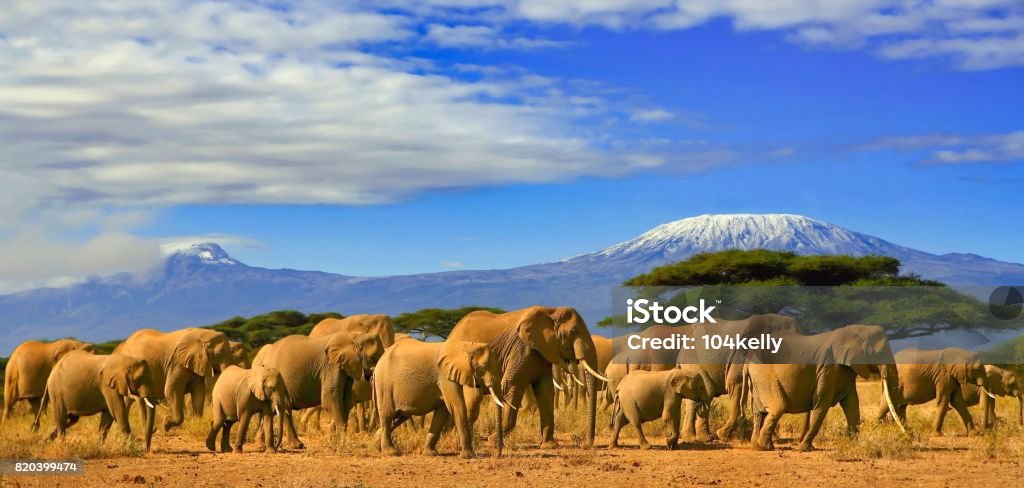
[0,1,682,292]
[159,234,265,255]
[411,0,1024,69]
[440,260,466,269]
[865,131,1024,164]
[424,23,574,49]
[630,108,674,123]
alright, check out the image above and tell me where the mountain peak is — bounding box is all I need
[569,213,913,264]
[166,242,239,266]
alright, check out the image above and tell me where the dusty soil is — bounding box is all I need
[4,431,1022,488]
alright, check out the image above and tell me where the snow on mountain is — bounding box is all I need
[569,214,913,264]
[2,213,1022,354]
[163,243,239,266]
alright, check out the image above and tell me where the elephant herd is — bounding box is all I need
[2,308,1022,458]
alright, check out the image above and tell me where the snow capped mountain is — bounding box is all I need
[164,243,239,266]
[2,213,1022,354]
[569,214,912,264]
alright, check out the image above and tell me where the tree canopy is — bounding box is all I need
[624,249,939,287]
[392,306,506,340]
[610,250,1017,340]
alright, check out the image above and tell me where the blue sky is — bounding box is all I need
[1,1,1023,289]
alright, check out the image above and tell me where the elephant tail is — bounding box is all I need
[31,381,48,433]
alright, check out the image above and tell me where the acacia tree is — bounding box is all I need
[611,250,1013,340]
[392,306,506,340]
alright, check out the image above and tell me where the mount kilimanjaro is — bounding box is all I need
[2,214,1022,354]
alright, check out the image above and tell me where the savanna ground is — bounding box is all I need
[2,381,1023,488]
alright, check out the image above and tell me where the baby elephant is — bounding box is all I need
[207,366,290,453]
[37,351,159,451]
[610,366,711,450]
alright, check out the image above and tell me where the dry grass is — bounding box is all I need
[3,383,1024,464]
[0,404,145,460]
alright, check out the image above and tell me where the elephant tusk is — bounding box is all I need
[144,398,155,410]
[883,379,907,434]
[572,374,585,386]
[985,389,997,399]
[275,405,281,416]
[488,387,506,409]
[552,378,564,391]
[581,360,610,383]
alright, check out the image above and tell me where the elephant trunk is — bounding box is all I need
[144,402,156,452]
[576,341,599,448]
[495,404,504,457]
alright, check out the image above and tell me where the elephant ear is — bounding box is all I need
[248,371,268,402]
[516,310,562,366]
[174,339,213,378]
[438,341,477,388]
[101,363,132,397]
[830,330,868,366]
[670,370,697,397]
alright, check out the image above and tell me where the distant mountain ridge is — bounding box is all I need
[2,213,1022,354]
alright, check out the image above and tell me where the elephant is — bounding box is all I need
[609,365,713,450]
[35,351,158,451]
[747,324,903,451]
[114,328,233,431]
[374,338,506,458]
[447,306,608,448]
[206,366,290,453]
[308,314,396,432]
[603,315,801,441]
[310,314,396,346]
[977,365,1024,427]
[228,341,249,368]
[3,339,94,427]
[252,331,383,449]
[876,347,988,436]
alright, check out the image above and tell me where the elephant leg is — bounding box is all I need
[1018,395,1023,426]
[98,410,114,441]
[424,406,451,456]
[608,405,625,449]
[793,412,809,442]
[533,376,558,449]
[633,418,651,450]
[666,399,682,450]
[839,389,861,436]
[932,396,950,436]
[753,410,781,451]
[189,379,207,417]
[28,397,42,420]
[221,420,234,453]
[234,411,253,453]
[798,406,831,452]
[261,413,277,454]
[440,382,474,458]
[206,409,224,452]
[283,409,304,449]
[681,400,698,441]
[716,391,742,440]
[695,404,714,441]
[949,393,975,436]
